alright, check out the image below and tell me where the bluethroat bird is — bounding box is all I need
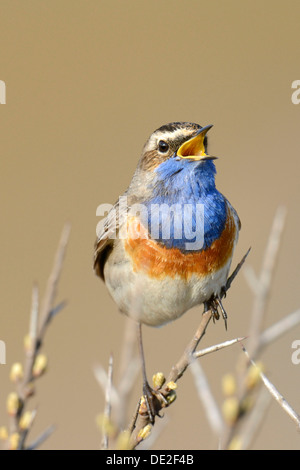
[94,122,240,422]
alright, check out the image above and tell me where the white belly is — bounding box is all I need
[104,247,232,327]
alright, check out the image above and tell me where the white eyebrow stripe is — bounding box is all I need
[145,128,196,152]
[153,128,195,141]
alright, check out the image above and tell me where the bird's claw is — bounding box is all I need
[206,293,228,330]
[140,381,163,424]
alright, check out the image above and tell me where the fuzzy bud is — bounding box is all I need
[138,396,148,416]
[9,362,24,383]
[166,389,177,405]
[116,430,131,450]
[96,414,116,437]
[137,424,152,441]
[152,372,165,389]
[228,436,243,450]
[165,381,177,392]
[8,433,20,450]
[6,392,20,416]
[0,426,8,440]
[222,397,239,425]
[221,373,236,397]
[19,410,35,431]
[32,354,48,377]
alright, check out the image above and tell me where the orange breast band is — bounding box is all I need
[124,209,236,280]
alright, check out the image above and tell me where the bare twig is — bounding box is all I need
[224,247,251,293]
[191,337,247,441]
[101,354,114,449]
[4,224,70,450]
[190,360,224,436]
[164,248,250,387]
[37,222,71,350]
[242,345,300,428]
[128,309,213,449]
[194,337,246,359]
[94,320,140,448]
[17,409,37,450]
[117,318,140,429]
[22,223,71,390]
[166,309,213,385]
[259,309,300,350]
[29,284,39,343]
[232,388,272,450]
[26,425,56,450]
[94,365,120,410]
[223,207,289,449]
[246,206,287,358]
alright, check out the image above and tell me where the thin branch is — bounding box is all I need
[26,425,56,450]
[257,206,287,297]
[259,309,300,350]
[166,309,213,385]
[17,409,38,450]
[165,249,250,386]
[190,359,224,436]
[238,388,272,450]
[94,365,120,410]
[224,247,251,293]
[23,223,71,389]
[247,206,287,358]
[101,354,114,450]
[6,224,70,450]
[243,265,260,294]
[38,222,71,342]
[242,345,300,428]
[223,207,292,450]
[117,317,140,429]
[128,309,213,449]
[49,300,68,320]
[29,284,39,343]
[194,337,246,359]
[21,285,40,398]
[191,337,247,441]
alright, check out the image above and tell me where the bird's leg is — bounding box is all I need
[136,322,162,424]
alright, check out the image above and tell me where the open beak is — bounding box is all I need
[177,124,217,161]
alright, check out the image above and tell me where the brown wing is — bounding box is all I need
[93,199,127,279]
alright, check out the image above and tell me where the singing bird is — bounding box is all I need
[94,122,240,421]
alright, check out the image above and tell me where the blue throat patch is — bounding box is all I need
[143,157,227,252]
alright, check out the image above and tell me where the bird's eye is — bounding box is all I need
[158,140,169,153]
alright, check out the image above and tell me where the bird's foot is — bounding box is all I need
[205,293,228,330]
[139,381,167,424]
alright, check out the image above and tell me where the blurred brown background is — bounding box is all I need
[0,0,300,450]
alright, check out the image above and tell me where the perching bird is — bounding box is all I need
[94,122,240,421]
